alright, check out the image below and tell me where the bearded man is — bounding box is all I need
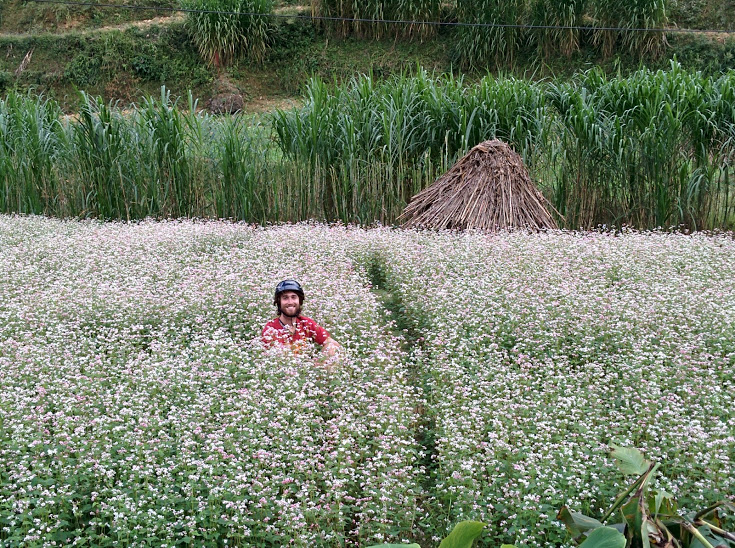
[261,280,341,361]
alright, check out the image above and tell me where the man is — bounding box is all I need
[261,280,341,362]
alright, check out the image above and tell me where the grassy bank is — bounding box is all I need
[1,0,734,111]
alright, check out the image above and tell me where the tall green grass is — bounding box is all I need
[315,0,440,40]
[454,0,528,69]
[273,69,549,222]
[530,0,588,58]
[449,0,670,67]
[181,0,272,65]
[547,63,735,228]
[274,64,734,229]
[592,0,668,57]
[70,93,140,219]
[66,90,208,219]
[0,66,733,230]
[0,93,63,215]
[285,0,676,68]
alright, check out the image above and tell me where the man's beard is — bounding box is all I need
[280,303,302,318]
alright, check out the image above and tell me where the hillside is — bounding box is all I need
[0,0,734,111]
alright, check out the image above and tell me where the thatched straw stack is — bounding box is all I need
[399,139,558,231]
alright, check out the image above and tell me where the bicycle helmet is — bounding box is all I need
[273,279,305,307]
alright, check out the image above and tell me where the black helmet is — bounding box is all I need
[273,279,304,306]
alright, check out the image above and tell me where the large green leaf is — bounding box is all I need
[558,506,605,538]
[579,526,627,548]
[621,495,644,537]
[610,446,650,476]
[438,521,486,548]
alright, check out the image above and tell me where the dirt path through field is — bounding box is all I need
[0,13,184,38]
[1,3,311,37]
[366,258,437,548]
[96,13,185,31]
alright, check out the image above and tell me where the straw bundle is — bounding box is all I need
[399,139,558,231]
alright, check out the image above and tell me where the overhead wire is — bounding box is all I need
[22,0,735,34]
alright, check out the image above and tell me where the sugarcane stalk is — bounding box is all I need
[681,521,716,548]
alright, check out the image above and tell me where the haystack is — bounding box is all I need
[399,140,558,231]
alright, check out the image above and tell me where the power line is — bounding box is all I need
[24,0,735,34]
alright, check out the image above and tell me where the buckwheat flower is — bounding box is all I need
[2,218,733,547]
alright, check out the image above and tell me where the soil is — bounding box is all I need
[0,13,185,37]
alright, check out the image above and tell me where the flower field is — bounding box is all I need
[1,216,734,547]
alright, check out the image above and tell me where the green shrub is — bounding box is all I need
[559,447,735,548]
[670,34,735,75]
[63,53,102,87]
[0,71,13,93]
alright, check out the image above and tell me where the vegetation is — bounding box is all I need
[0,23,212,106]
[181,0,272,66]
[559,447,735,548]
[0,0,177,33]
[1,61,733,229]
[592,0,668,58]
[315,0,441,40]
[0,89,279,221]
[0,0,734,111]
[274,64,735,229]
[454,0,528,68]
[311,0,673,66]
[2,219,734,545]
[368,520,486,548]
[449,0,670,68]
[1,4,734,547]
[530,0,588,58]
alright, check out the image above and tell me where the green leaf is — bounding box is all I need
[610,446,650,476]
[621,496,645,542]
[579,526,627,548]
[438,521,486,548]
[653,489,674,516]
[642,520,658,548]
[558,506,604,538]
[653,518,677,548]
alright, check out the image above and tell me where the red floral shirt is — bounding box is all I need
[261,316,330,349]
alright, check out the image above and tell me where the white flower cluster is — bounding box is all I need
[371,228,735,546]
[0,218,423,547]
[1,218,733,547]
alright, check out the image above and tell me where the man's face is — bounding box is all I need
[279,291,301,317]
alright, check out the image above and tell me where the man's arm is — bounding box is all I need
[321,336,341,357]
